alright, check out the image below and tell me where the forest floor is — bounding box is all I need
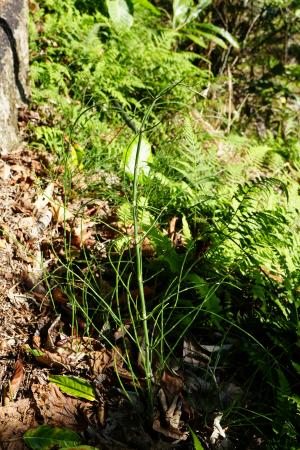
[0,115,258,450]
[0,124,199,450]
[0,143,50,448]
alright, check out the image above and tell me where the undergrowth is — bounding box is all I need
[27,0,300,448]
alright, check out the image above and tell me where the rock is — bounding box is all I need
[0,0,29,155]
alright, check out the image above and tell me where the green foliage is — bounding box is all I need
[188,427,205,450]
[48,375,96,401]
[28,0,300,446]
[24,425,82,450]
[205,0,300,138]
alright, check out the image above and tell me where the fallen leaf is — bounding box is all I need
[0,161,11,180]
[210,412,226,444]
[51,201,73,224]
[49,375,96,402]
[33,182,54,212]
[4,359,25,403]
[161,371,183,404]
[31,383,93,430]
[32,329,87,371]
[0,398,37,449]
[152,416,188,441]
[24,424,82,450]
[61,447,99,450]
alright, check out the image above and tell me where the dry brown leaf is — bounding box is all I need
[33,182,54,212]
[161,371,184,404]
[31,383,93,431]
[51,200,73,223]
[32,332,88,371]
[89,347,133,381]
[260,266,284,283]
[71,220,95,248]
[0,398,37,449]
[90,349,112,376]
[37,209,53,231]
[45,315,62,351]
[152,417,188,441]
[183,337,210,366]
[0,161,11,180]
[52,287,68,305]
[168,216,178,240]
[4,359,25,404]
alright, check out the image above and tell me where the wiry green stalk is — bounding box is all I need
[132,121,152,402]
[131,84,183,404]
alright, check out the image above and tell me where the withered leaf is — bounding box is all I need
[0,398,37,449]
[31,383,93,431]
[7,359,25,402]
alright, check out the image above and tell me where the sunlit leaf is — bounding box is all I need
[124,136,152,178]
[173,0,193,28]
[49,375,96,401]
[183,32,207,48]
[24,425,82,450]
[25,346,45,357]
[173,0,211,28]
[106,0,134,31]
[182,214,192,242]
[134,0,160,15]
[198,23,239,49]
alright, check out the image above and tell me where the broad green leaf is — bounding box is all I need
[133,0,160,15]
[124,136,152,178]
[292,361,300,374]
[194,30,228,49]
[61,447,99,450]
[183,33,207,48]
[49,375,96,401]
[25,346,45,357]
[198,23,239,49]
[106,0,134,31]
[173,0,211,28]
[69,144,84,170]
[182,215,192,242]
[24,425,82,450]
[188,427,204,450]
[188,0,211,22]
[172,0,193,28]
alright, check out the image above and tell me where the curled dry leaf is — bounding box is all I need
[4,359,25,403]
[51,200,73,224]
[31,383,93,431]
[37,208,53,232]
[10,359,25,399]
[153,414,188,442]
[154,373,188,441]
[89,346,132,380]
[0,161,11,180]
[161,371,184,404]
[210,412,227,444]
[32,335,81,371]
[52,287,68,305]
[33,182,54,212]
[45,315,63,352]
[71,219,96,248]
